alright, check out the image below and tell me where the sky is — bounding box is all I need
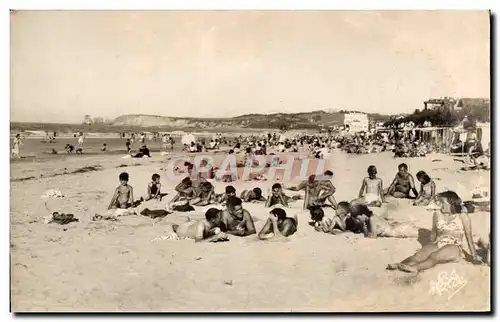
[10,10,490,123]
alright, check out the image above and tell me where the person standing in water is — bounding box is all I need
[11,134,22,159]
[77,132,84,149]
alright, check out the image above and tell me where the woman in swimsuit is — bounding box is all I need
[387,191,481,273]
[413,171,436,206]
[385,163,418,199]
[350,204,418,239]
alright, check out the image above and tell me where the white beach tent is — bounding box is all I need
[181,133,196,145]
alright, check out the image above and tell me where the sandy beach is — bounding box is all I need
[10,149,490,312]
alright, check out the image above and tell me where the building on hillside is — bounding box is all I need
[423,97,456,113]
[344,113,369,132]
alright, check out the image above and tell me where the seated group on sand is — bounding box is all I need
[103,161,490,273]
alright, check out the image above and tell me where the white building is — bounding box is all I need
[344,113,369,132]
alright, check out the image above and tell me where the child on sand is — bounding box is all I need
[143,173,162,201]
[413,171,436,206]
[108,172,135,209]
[353,165,385,207]
[349,204,418,239]
[258,207,298,240]
[190,182,216,206]
[101,143,107,152]
[221,197,257,236]
[309,202,358,234]
[241,187,267,203]
[172,208,229,242]
[265,183,301,208]
[216,185,237,205]
[169,177,196,206]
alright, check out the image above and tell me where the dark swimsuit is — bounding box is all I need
[150,183,159,196]
[395,174,411,194]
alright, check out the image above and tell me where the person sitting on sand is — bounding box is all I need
[133,145,151,158]
[65,144,75,154]
[258,207,298,240]
[265,183,301,208]
[108,172,135,209]
[190,182,216,206]
[386,191,481,273]
[172,208,229,242]
[385,163,418,199]
[142,173,162,201]
[216,185,237,205]
[241,187,267,203]
[170,177,196,205]
[349,203,418,239]
[353,165,385,207]
[413,171,436,206]
[101,143,107,152]
[220,197,257,237]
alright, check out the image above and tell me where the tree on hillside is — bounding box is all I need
[83,115,92,125]
[93,117,104,124]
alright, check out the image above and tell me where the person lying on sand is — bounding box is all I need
[309,202,352,234]
[190,182,216,206]
[108,172,135,210]
[258,207,298,240]
[349,203,418,239]
[413,171,436,206]
[172,208,229,242]
[385,163,418,199]
[241,187,267,203]
[352,165,385,207]
[386,191,482,273]
[65,144,74,154]
[221,197,257,237]
[216,185,237,205]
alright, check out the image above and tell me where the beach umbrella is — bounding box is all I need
[182,133,196,145]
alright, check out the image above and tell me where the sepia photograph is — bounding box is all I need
[9,9,491,312]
